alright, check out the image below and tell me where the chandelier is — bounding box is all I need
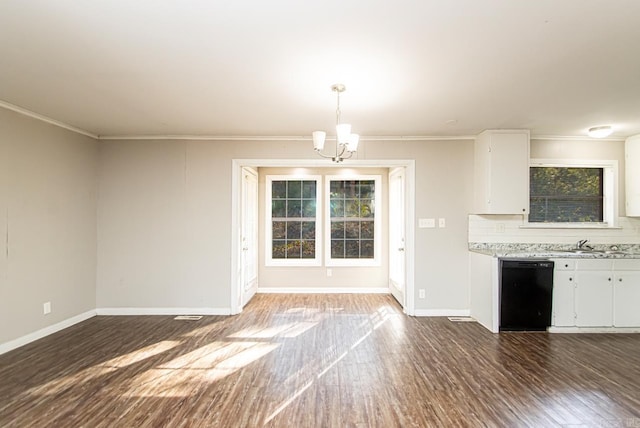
[312,84,359,163]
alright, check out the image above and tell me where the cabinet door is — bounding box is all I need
[487,132,530,214]
[613,272,640,327]
[552,271,575,326]
[474,130,529,214]
[626,135,640,216]
[575,271,613,327]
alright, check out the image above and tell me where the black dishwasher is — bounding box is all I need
[499,258,554,331]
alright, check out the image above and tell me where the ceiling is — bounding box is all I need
[1,0,639,140]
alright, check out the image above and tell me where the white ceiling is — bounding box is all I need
[1,0,639,140]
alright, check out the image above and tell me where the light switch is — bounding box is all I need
[419,218,435,228]
[438,218,446,228]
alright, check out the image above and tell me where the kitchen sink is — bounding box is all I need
[553,249,627,255]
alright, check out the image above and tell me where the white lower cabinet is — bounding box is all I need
[575,270,613,327]
[552,270,576,327]
[613,271,640,327]
[551,258,640,329]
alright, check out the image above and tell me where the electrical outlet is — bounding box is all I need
[496,223,506,233]
[43,302,51,315]
[418,289,426,299]
[438,218,446,228]
[327,268,332,277]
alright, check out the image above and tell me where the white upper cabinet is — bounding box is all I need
[474,130,530,214]
[625,134,640,216]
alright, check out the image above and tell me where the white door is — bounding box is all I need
[240,167,259,308]
[389,167,406,307]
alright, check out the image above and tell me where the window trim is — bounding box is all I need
[324,175,382,267]
[265,175,322,267]
[525,159,618,228]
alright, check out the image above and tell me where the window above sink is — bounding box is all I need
[524,159,618,229]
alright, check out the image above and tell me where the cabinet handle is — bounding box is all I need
[619,278,623,282]
[565,264,569,268]
[569,277,572,281]
[608,278,612,282]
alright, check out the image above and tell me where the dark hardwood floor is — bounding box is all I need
[1,294,639,427]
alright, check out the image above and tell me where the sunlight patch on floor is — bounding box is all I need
[27,340,182,396]
[122,342,279,397]
[228,321,318,339]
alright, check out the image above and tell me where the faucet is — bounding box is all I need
[576,239,594,250]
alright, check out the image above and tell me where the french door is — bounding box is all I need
[240,167,258,308]
[389,167,406,307]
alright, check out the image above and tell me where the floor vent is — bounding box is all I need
[174,315,203,321]
[448,317,476,323]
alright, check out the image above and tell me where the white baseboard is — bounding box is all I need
[413,309,471,317]
[257,287,390,294]
[548,326,640,333]
[95,307,231,316]
[0,309,96,356]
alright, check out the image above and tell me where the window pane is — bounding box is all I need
[287,181,302,198]
[301,240,315,258]
[301,221,315,239]
[360,181,374,199]
[529,167,604,222]
[361,221,374,239]
[272,221,286,239]
[302,200,316,217]
[331,221,345,239]
[345,240,360,258]
[272,200,286,218]
[330,200,344,217]
[287,222,301,239]
[286,240,301,258]
[273,241,286,258]
[287,199,302,217]
[272,181,286,199]
[330,181,344,198]
[345,221,359,239]
[361,240,374,258]
[303,181,316,198]
[344,181,358,198]
[331,240,344,258]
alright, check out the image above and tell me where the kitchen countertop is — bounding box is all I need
[469,243,640,259]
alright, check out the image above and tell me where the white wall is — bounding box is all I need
[0,108,98,345]
[97,138,475,313]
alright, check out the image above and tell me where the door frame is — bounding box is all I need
[230,159,415,315]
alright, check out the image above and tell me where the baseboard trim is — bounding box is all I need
[0,309,97,356]
[257,287,390,294]
[413,309,471,317]
[548,326,640,333]
[95,307,232,316]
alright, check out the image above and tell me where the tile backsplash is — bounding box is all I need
[468,215,640,245]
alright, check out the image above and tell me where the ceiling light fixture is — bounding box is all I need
[588,125,613,138]
[312,84,359,163]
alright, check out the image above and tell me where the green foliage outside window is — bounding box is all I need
[529,167,604,222]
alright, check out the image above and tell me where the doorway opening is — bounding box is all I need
[231,159,415,315]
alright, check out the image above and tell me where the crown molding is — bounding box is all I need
[531,134,625,142]
[0,99,98,139]
[98,134,477,141]
[1,98,629,142]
